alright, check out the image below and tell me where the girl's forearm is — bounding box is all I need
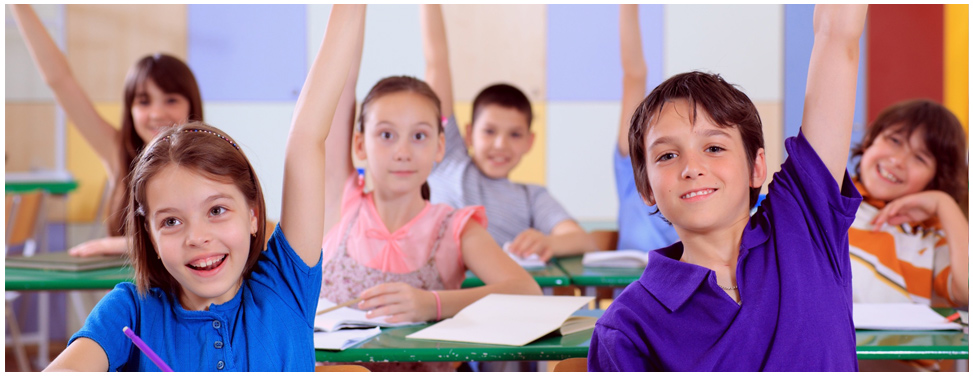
[937,195,969,305]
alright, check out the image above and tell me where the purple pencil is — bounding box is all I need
[122,326,174,372]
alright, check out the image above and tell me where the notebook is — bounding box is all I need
[314,298,424,333]
[406,294,595,346]
[5,251,128,271]
[581,250,648,268]
[314,327,382,351]
[853,303,963,331]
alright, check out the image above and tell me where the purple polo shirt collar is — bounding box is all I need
[642,215,771,312]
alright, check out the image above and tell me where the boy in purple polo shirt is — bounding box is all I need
[589,5,867,372]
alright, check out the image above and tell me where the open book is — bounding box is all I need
[406,294,595,346]
[314,327,381,351]
[853,303,963,331]
[581,250,648,268]
[5,251,128,271]
[314,298,423,333]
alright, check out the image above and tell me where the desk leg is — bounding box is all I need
[956,360,968,372]
[35,292,50,369]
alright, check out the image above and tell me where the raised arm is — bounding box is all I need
[618,4,647,157]
[11,4,123,177]
[282,4,366,266]
[323,11,366,236]
[801,4,867,185]
[420,4,454,121]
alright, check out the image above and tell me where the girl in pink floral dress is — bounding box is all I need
[318,14,541,371]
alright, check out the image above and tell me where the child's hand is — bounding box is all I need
[871,190,948,231]
[358,282,434,323]
[68,237,127,257]
[509,228,553,262]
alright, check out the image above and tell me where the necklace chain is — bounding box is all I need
[718,284,738,290]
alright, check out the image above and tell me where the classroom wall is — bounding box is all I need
[6,4,969,229]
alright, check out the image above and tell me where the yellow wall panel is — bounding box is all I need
[944,4,969,132]
[442,4,546,103]
[755,102,783,195]
[66,103,121,222]
[66,4,187,102]
[5,103,57,172]
[452,102,546,186]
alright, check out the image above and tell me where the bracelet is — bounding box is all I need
[431,290,442,321]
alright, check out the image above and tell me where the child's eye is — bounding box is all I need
[161,217,181,228]
[705,146,725,153]
[915,155,928,165]
[413,132,427,141]
[510,132,523,139]
[209,206,227,217]
[656,152,676,162]
[887,135,901,145]
[483,129,496,135]
[380,131,393,140]
[166,97,180,104]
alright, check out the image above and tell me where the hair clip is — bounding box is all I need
[357,167,366,187]
[441,116,448,127]
[136,205,146,216]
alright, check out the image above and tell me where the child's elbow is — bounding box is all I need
[522,279,542,296]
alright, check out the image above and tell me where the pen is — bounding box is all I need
[122,326,174,372]
[317,297,363,316]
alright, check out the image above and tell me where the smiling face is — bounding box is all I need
[144,164,258,311]
[355,91,445,199]
[643,98,765,233]
[858,126,936,201]
[466,104,534,179]
[130,78,191,143]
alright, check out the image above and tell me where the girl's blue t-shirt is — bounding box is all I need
[70,225,323,372]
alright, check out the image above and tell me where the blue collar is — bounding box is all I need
[640,214,771,312]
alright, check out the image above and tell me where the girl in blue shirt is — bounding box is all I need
[44,5,366,372]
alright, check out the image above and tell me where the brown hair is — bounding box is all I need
[851,99,968,204]
[629,71,764,211]
[357,76,443,201]
[471,83,533,129]
[108,54,204,238]
[127,122,265,296]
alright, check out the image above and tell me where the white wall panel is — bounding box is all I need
[546,102,621,222]
[664,5,783,102]
[5,4,62,101]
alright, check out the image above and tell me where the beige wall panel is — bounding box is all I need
[66,103,121,222]
[755,102,783,194]
[5,103,57,172]
[66,4,187,103]
[442,5,546,102]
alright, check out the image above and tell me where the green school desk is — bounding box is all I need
[4,265,134,291]
[461,263,571,288]
[316,309,969,363]
[5,171,79,195]
[553,256,643,287]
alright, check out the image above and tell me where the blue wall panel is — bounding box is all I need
[783,4,867,143]
[547,4,663,101]
[188,5,307,101]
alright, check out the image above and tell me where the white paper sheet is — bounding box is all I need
[853,303,963,331]
[581,250,648,268]
[405,294,594,346]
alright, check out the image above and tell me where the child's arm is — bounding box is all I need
[617,3,647,157]
[420,4,454,121]
[359,221,541,323]
[508,220,598,261]
[800,4,867,185]
[323,11,366,236]
[43,338,108,372]
[871,191,969,306]
[11,4,123,179]
[69,237,127,257]
[282,4,365,266]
